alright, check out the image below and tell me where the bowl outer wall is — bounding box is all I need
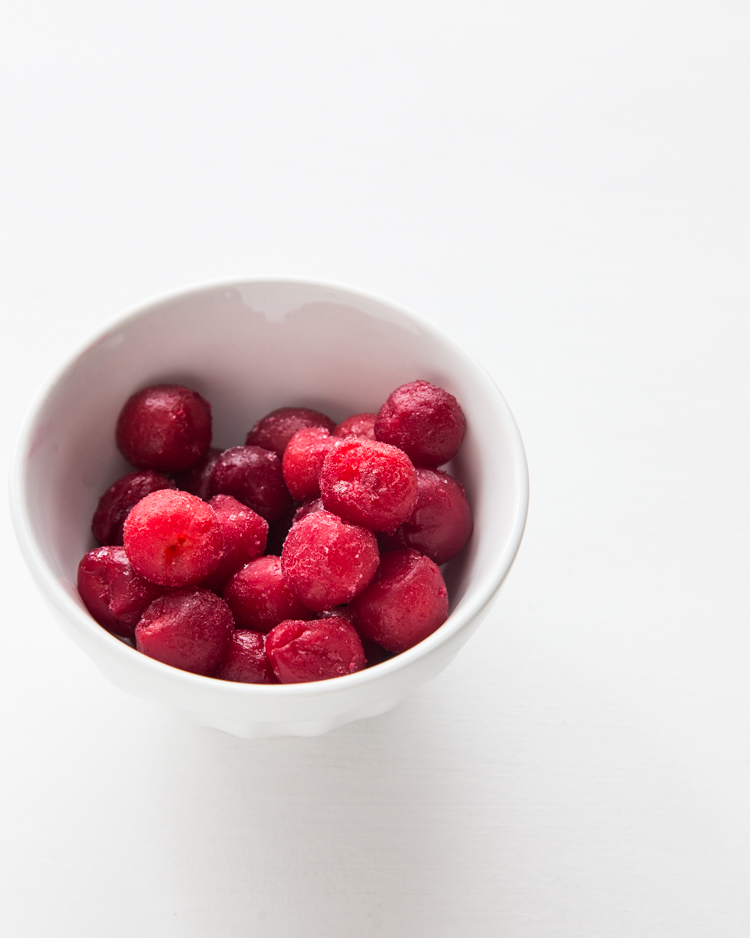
[11,278,528,737]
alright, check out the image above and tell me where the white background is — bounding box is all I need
[2,2,749,936]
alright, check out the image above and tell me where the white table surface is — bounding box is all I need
[2,3,749,936]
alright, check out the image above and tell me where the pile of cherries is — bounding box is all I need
[77,380,473,684]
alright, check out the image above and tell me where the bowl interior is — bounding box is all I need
[20,280,526,674]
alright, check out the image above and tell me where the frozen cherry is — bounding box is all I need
[282,427,336,501]
[350,549,450,653]
[319,437,418,534]
[92,470,175,546]
[173,447,222,501]
[262,496,323,554]
[321,607,390,667]
[209,445,291,523]
[359,635,391,667]
[265,617,366,683]
[246,406,335,457]
[123,489,223,587]
[77,546,162,639]
[200,495,268,591]
[116,384,212,473]
[213,630,278,684]
[223,555,314,632]
[281,509,379,612]
[264,502,299,556]
[333,413,377,440]
[375,380,466,468]
[380,468,473,565]
[292,497,325,524]
[135,588,234,675]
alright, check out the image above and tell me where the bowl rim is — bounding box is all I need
[10,276,529,698]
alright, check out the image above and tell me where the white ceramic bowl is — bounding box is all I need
[11,279,528,738]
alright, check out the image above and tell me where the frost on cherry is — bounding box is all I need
[77,380,471,683]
